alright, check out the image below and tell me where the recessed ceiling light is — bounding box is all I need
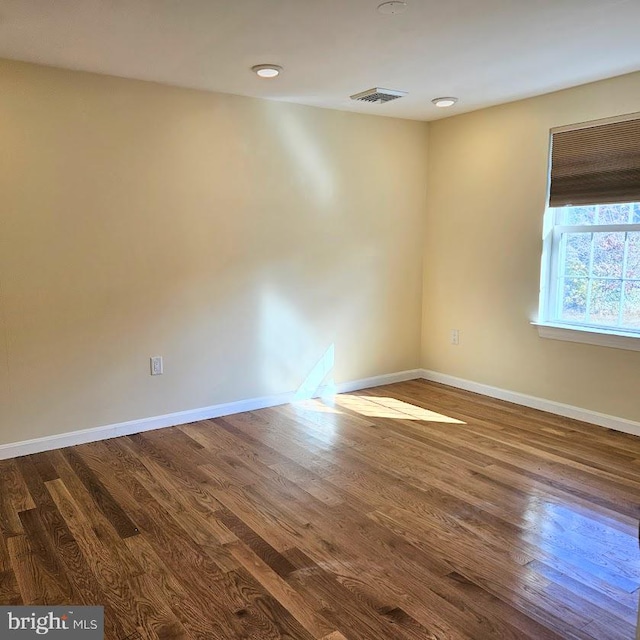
[377,1,408,15]
[432,97,458,108]
[251,64,282,78]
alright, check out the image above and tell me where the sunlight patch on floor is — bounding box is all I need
[333,395,466,423]
[292,398,343,414]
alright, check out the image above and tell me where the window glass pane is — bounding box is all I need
[596,203,630,225]
[588,279,622,326]
[546,201,640,333]
[624,282,640,329]
[592,232,624,278]
[556,203,638,225]
[560,278,587,323]
[563,233,590,276]
[626,232,640,279]
[559,206,596,225]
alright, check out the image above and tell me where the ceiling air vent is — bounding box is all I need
[350,87,407,104]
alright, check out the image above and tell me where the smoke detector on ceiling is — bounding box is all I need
[377,1,408,15]
[350,87,407,104]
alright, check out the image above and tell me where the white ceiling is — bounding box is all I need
[0,0,638,121]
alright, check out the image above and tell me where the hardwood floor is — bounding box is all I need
[1,379,639,639]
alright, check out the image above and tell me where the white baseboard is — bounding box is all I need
[3,366,636,460]
[420,369,640,438]
[0,368,423,461]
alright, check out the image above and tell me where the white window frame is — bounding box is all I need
[535,204,640,352]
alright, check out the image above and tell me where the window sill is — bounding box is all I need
[532,322,640,352]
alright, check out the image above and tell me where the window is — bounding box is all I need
[538,114,640,349]
[543,203,640,330]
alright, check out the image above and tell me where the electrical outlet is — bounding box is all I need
[150,356,163,375]
[450,329,460,345]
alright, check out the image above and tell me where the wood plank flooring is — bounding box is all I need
[1,379,639,639]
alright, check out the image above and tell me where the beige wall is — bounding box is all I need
[3,57,639,449]
[421,71,640,423]
[0,59,428,446]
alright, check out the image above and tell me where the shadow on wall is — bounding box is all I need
[267,102,336,209]
[295,344,336,400]
[255,104,339,400]
[260,287,335,398]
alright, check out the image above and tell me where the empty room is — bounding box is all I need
[1,1,639,639]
